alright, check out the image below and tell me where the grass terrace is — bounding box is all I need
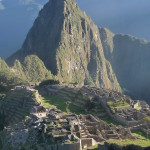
[83,144,98,150]
[100,117,122,126]
[40,95,122,126]
[40,95,86,114]
[105,139,150,147]
[107,99,130,113]
[101,130,150,147]
[132,130,150,140]
[142,116,150,123]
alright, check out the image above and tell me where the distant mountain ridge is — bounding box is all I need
[99,28,150,100]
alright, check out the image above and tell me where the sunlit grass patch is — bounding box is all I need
[40,95,86,114]
[103,139,150,147]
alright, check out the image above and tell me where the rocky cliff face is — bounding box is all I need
[7,0,121,91]
[100,28,150,100]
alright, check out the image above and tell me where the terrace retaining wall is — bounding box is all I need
[47,142,81,150]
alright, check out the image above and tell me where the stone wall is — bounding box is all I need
[47,142,81,150]
[98,142,150,150]
[131,123,150,136]
[81,138,97,149]
[99,98,140,127]
[131,124,146,131]
[114,114,139,127]
[98,99,128,126]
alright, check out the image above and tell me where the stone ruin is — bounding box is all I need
[80,86,150,129]
[107,100,150,127]
[1,84,150,150]
[75,114,135,149]
[3,103,137,150]
[4,84,150,149]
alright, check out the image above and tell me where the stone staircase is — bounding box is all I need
[80,126,88,138]
[79,118,89,138]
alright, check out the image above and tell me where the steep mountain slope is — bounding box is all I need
[7,0,121,91]
[100,28,150,100]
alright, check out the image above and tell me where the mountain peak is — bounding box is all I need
[7,0,121,91]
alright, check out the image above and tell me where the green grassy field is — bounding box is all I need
[143,116,150,123]
[101,130,150,147]
[105,139,150,147]
[107,99,130,114]
[83,144,98,150]
[132,130,150,140]
[107,100,129,109]
[40,95,86,114]
[100,117,122,126]
[41,95,122,126]
[31,92,150,148]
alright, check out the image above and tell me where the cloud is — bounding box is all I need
[19,0,43,9]
[19,0,34,5]
[0,2,5,10]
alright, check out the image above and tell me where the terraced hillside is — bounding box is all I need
[0,85,150,149]
[0,89,39,126]
[38,85,122,125]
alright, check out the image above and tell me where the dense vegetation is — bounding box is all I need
[21,55,53,82]
[13,55,54,82]
[0,58,25,92]
[39,79,60,87]
[0,71,24,91]
[0,55,55,92]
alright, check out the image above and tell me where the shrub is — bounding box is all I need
[39,79,60,87]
